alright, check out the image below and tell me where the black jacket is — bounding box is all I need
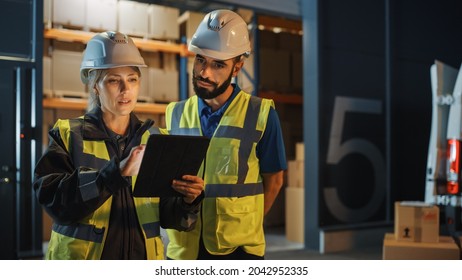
[33,107,202,259]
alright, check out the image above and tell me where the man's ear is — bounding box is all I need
[233,61,244,77]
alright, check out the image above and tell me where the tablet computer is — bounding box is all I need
[133,134,210,197]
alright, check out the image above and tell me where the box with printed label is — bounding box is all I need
[394,201,439,243]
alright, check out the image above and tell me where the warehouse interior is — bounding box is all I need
[1,0,462,260]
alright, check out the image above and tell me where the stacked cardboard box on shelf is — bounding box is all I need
[258,29,302,93]
[52,0,86,28]
[382,201,460,259]
[86,0,118,32]
[149,68,179,104]
[45,49,179,103]
[45,0,182,103]
[148,4,180,40]
[285,142,304,243]
[51,49,87,98]
[287,142,305,189]
[51,0,181,41]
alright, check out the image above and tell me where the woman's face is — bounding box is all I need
[95,66,140,118]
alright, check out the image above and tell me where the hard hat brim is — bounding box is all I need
[80,64,147,84]
[188,44,250,61]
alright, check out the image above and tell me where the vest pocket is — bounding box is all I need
[215,196,262,248]
[166,229,189,248]
[47,232,90,259]
[48,223,105,259]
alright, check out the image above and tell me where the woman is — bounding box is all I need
[33,31,204,260]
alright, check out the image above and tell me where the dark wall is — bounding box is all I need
[309,0,462,231]
[392,0,462,201]
[317,0,388,227]
[0,0,43,259]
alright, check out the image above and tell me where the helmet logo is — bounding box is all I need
[208,14,226,31]
[107,31,128,44]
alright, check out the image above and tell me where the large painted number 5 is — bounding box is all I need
[324,96,385,223]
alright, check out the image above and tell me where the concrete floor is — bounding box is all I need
[264,226,383,260]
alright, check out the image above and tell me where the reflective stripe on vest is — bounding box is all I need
[169,98,202,136]
[170,95,263,186]
[53,221,161,241]
[47,118,162,260]
[214,96,262,184]
[205,182,263,197]
[69,119,108,169]
[52,223,105,243]
[165,91,272,259]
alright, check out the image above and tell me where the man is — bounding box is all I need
[165,9,287,260]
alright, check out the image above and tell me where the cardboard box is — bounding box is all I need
[53,0,86,28]
[43,56,52,97]
[52,50,87,98]
[85,0,117,32]
[383,233,459,260]
[148,68,179,103]
[117,0,149,38]
[138,67,152,103]
[287,160,304,188]
[163,53,178,71]
[148,4,180,40]
[44,0,52,27]
[295,142,304,161]
[394,201,439,243]
[285,187,304,243]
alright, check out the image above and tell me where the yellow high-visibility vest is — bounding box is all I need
[46,118,164,260]
[165,91,274,259]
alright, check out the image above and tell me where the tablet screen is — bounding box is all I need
[133,134,210,197]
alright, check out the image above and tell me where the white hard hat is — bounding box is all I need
[188,9,251,60]
[80,31,146,83]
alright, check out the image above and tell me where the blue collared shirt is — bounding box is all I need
[198,85,287,173]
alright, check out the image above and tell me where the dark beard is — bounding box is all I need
[192,69,234,100]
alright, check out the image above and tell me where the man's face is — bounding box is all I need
[192,55,240,99]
